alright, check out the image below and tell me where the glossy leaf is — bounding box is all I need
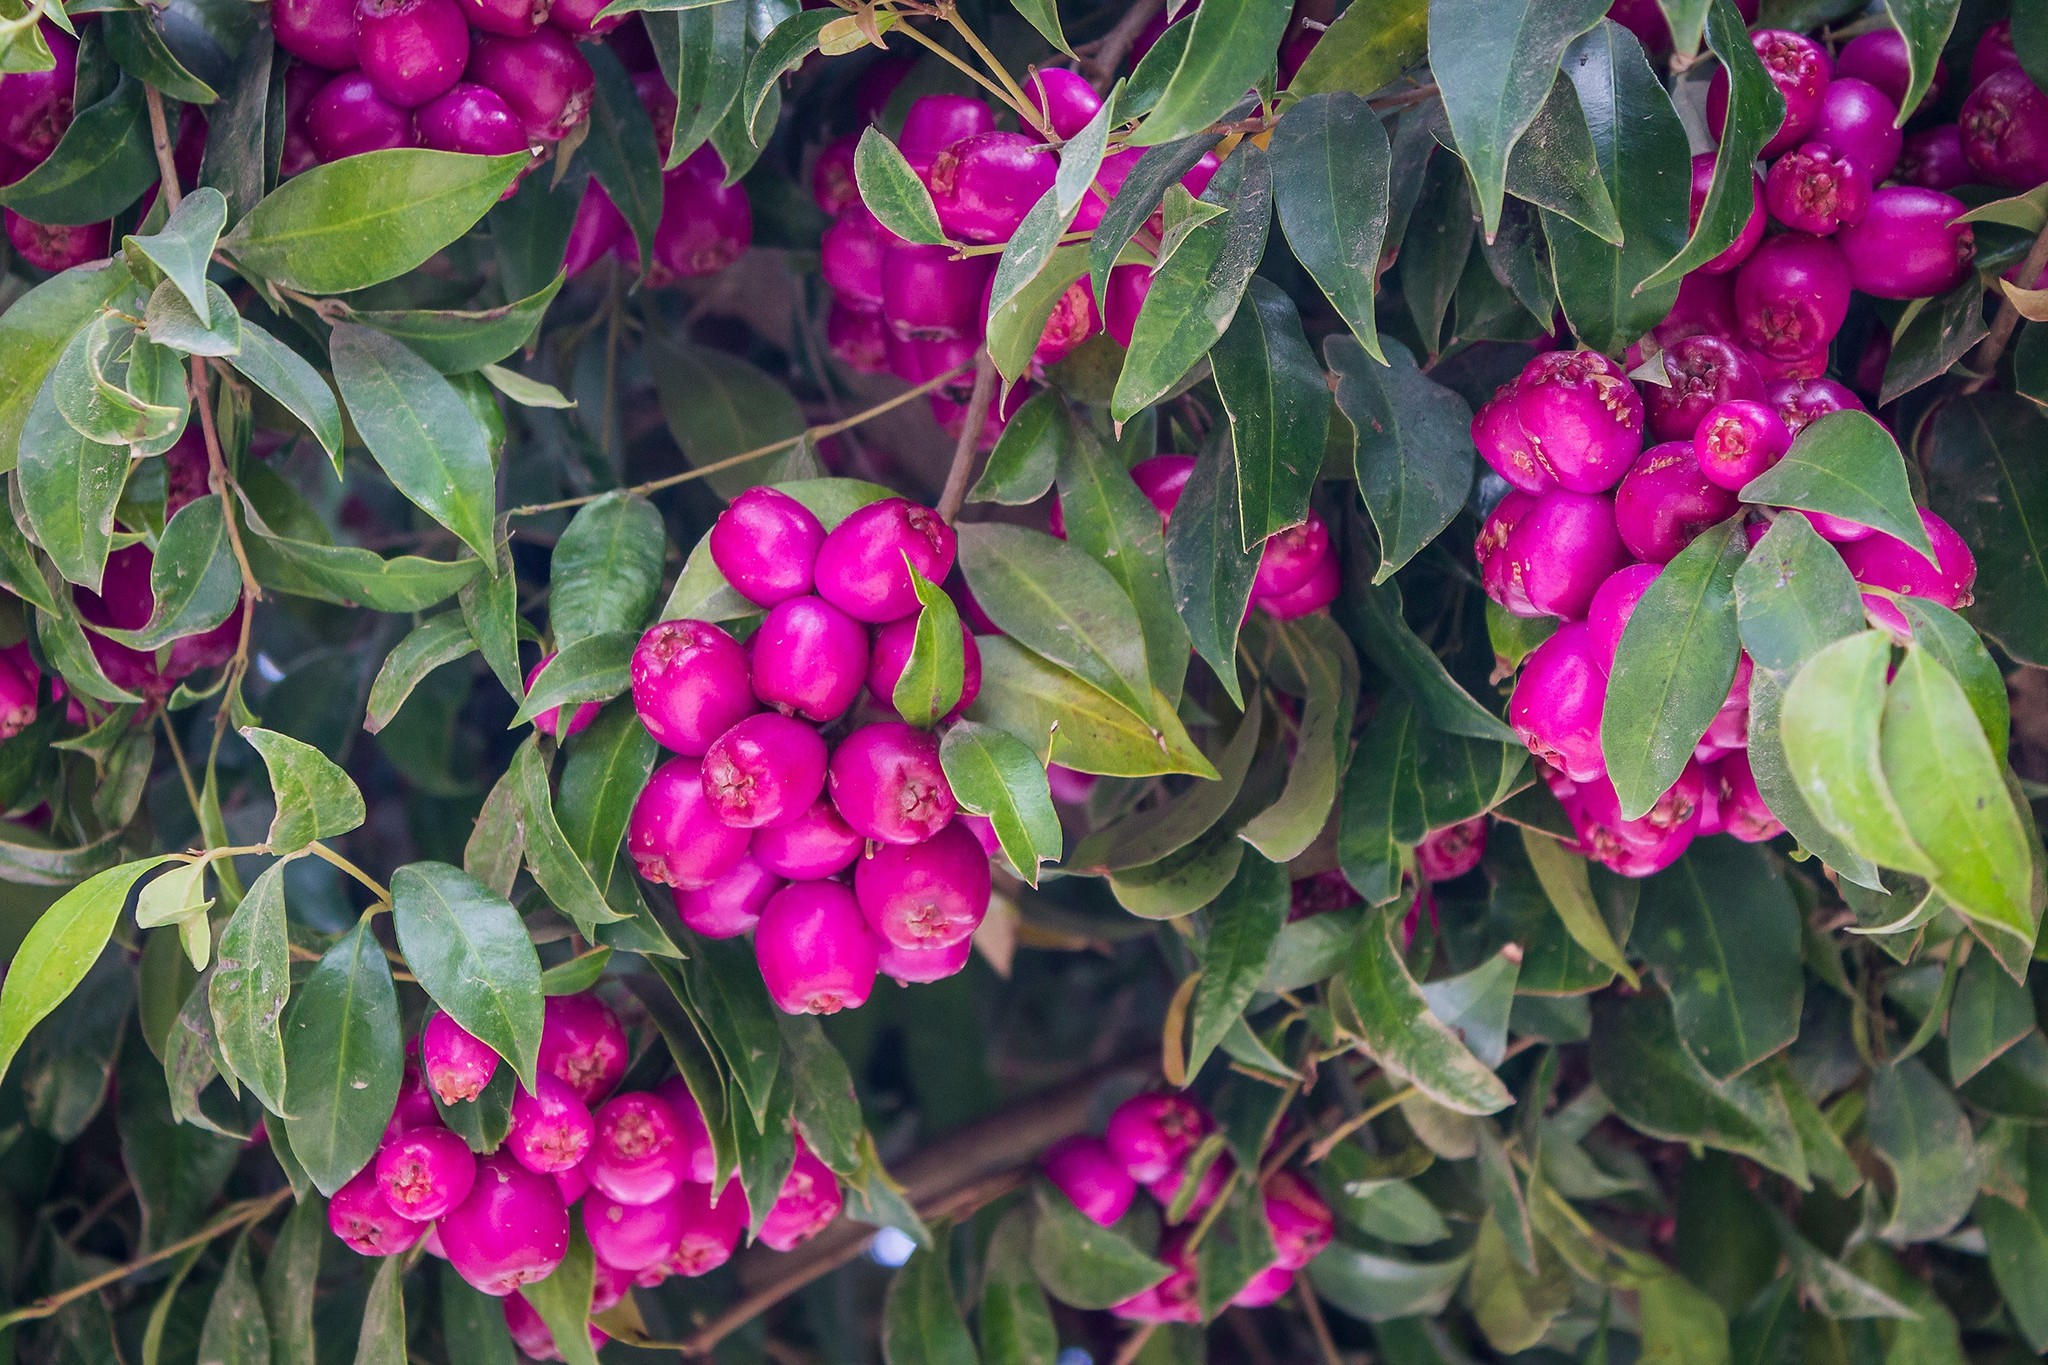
[894,569,964,729]
[1086,135,1219,312]
[1733,512,1864,679]
[524,1228,600,1365]
[349,273,566,375]
[1270,91,1392,362]
[1519,825,1636,988]
[1214,277,1328,548]
[558,700,658,894]
[103,494,241,650]
[1186,850,1287,1077]
[247,535,481,612]
[1882,0,1961,120]
[509,630,635,726]
[1741,411,1933,560]
[678,932,784,1128]
[242,726,366,855]
[855,127,948,246]
[0,77,156,226]
[125,187,229,326]
[939,721,1060,885]
[1779,631,1934,877]
[16,381,127,591]
[228,319,344,468]
[1130,0,1289,146]
[1502,73,1621,243]
[511,737,624,935]
[1308,1245,1471,1323]
[367,613,475,734]
[980,1210,1057,1365]
[1162,438,1262,706]
[663,0,746,167]
[882,1234,977,1365]
[208,858,292,1114]
[1028,1182,1169,1310]
[971,390,1064,506]
[392,861,544,1091]
[1925,394,2048,666]
[1329,336,1475,582]
[1336,544,1520,744]
[281,911,403,1194]
[1335,905,1512,1115]
[1286,0,1427,99]
[145,279,241,357]
[550,492,665,650]
[0,260,134,473]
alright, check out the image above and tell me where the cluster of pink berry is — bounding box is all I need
[620,488,1001,1011]
[1472,25,2001,879]
[329,993,841,1358]
[1040,1090,1335,1321]
[812,73,1217,448]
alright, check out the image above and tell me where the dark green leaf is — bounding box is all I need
[1214,277,1328,548]
[1881,279,1989,405]
[392,860,544,1091]
[242,725,365,854]
[1503,73,1621,243]
[739,9,834,138]
[1130,0,1289,146]
[558,700,657,894]
[366,613,475,734]
[1334,905,1512,1114]
[1337,698,1417,905]
[348,274,566,375]
[855,127,948,246]
[1398,140,1472,357]
[0,76,156,225]
[101,494,241,650]
[1086,136,1220,313]
[1881,0,1961,120]
[523,1227,600,1365]
[247,534,480,612]
[103,10,216,102]
[354,1253,407,1365]
[1950,942,2034,1083]
[1733,512,1864,679]
[1110,831,1247,919]
[647,338,805,500]
[882,1232,977,1365]
[1867,1056,1977,1241]
[550,492,664,650]
[1163,437,1262,705]
[679,932,784,1128]
[661,0,747,167]
[1925,394,2048,666]
[970,390,1064,505]
[208,858,291,1113]
[583,44,664,265]
[125,186,229,324]
[16,381,128,591]
[510,736,624,935]
[1239,615,1359,861]
[980,1209,1057,1365]
[1028,1182,1170,1310]
[195,1232,269,1365]
[1740,411,1935,559]
[1270,90,1392,360]
[197,27,273,224]
[228,319,344,468]
[1328,336,1474,582]
[281,911,403,1194]
[778,1013,860,1176]
[262,1194,322,1365]
[1187,850,1287,1076]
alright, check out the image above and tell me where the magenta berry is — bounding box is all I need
[1042,1135,1137,1227]
[1689,154,1765,274]
[1263,1170,1334,1270]
[752,797,864,880]
[1961,68,2048,189]
[1416,817,1488,883]
[1837,29,1936,113]
[556,1163,590,1206]
[1694,399,1790,491]
[1510,622,1609,784]
[1471,381,1556,493]
[1734,233,1852,361]
[307,73,419,161]
[416,82,529,156]
[1131,455,1196,522]
[631,619,757,756]
[758,1139,843,1251]
[880,242,992,340]
[1510,350,1643,494]
[385,1064,442,1138]
[1836,509,1976,609]
[673,852,782,939]
[459,0,548,36]
[1764,141,1869,236]
[0,646,37,741]
[812,134,859,215]
[652,1078,717,1184]
[930,132,1056,244]
[1765,376,1863,438]
[1027,67,1102,139]
[1104,263,1151,349]
[814,498,958,624]
[898,95,994,169]
[537,992,628,1105]
[867,616,983,720]
[547,0,620,38]
[1835,187,1975,300]
[589,1092,693,1205]
[584,1189,685,1272]
[1476,491,1534,612]
[828,301,890,374]
[829,722,956,845]
[670,1181,747,1275]
[749,596,869,723]
[1233,1264,1295,1309]
[1972,20,2021,90]
[650,153,752,281]
[1586,563,1660,673]
[355,0,468,107]
[1898,125,1973,191]
[563,179,629,275]
[629,757,752,889]
[754,881,880,1016]
[1034,278,1101,369]
[526,652,598,742]
[1495,489,1628,620]
[700,712,827,830]
[1253,512,1331,600]
[505,1294,607,1362]
[1112,1231,1199,1323]
[821,206,888,310]
[854,819,992,950]
[1104,1091,1211,1185]
[466,28,593,142]
[442,1153,571,1295]
[329,1165,426,1256]
[1258,553,1340,620]
[0,25,75,161]
[711,487,826,607]
[1716,751,1784,843]
[1614,442,1739,563]
[422,1012,498,1104]
[4,213,109,272]
[876,934,974,985]
[1710,30,1832,159]
[1812,78,1903,182]
[507,1072,596,1174]
[271,0,358,70]
[1148,1149,1230,1220]
[376,1126,478,1222]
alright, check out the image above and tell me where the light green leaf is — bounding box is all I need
[241,726,366,855]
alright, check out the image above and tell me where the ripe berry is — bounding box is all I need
[829,722,956,845]
[1566,775,1700,877]
[1476,491,1534,610]
[1042,1135,1137,1227]
[1471,381,1556,493]
[1834,186,1975,300]
[814,498,958,624]
[504,1294,607,1362]
[1614,442,1739,563]
[700,712,828,829]
[876,934,974,985]
[751,797,864,880]
[1716,751,1784,843]
[652,1078,717,1184]
[1971,20,2021,90]
[0,25,77,160]
[1961,68,2048,189]
[467,28,593,143]
[898,95,995,170]
[880,242,992,340]
[1709,30,1832,159]
[758,1138,843,1250]
[548,0,620,38]
[4,213,109,272]
[1131,455,1196,522]
[755,882,880,1016]
[355,0,469,107]
[749,595,870,722]
[1688,154,1765,274]
[1764,141,1869,236]
[855,820,992,950]
[1027,67,1103,139]
[1111,1231,1198,1323]
[629,757,753,889]
[1256,554,1341,619]
[1585,563,1661,674]
[537,992,628,1104]
[1510,623,1609,784]
[589,1092,694,1205]
[1253,513,1331,600]
[0,646,37,741]
[459,0,548,36]
[1034,278,1101,369]
[1764,376,1862,437]
[812,134,859,215]
[1104,1092,1210,1185]
[563,179,629,274]
[631,619,757,756]
[1233,1263,1295,1308]
[506,1072,596,1174]
[377,1126,478,1222]
[1693,399,1790,490]
[867,616,983,721]
[385,1064,442,1138]
[1510,350,1643,494]
[525,651,598,742]
[1104,263,1151,349]
[441,1153,571,1295]
[1493,489,1628,620]
[329,1165,426,1256]
[1812,77,1903,182]
[1416,817,1488,882]
[1897,125,1973,191]
[307,73,419,161]
[1836,509,1976,609]
[1836,29,1938,114]
[1149,1151,1230,1220]
[711,487,826,607]
[1263,1170,1334,1270]
[670,1181,747,1275]
[422,1011,499,1104]
[673,851,782,939]
[828,301,890,373]
[929,132,1056,243]
[1734,233,1852,361]
[822,206,888,310]
[271,0,358,70]
[650,151,752,281]
[584,1189,685,1272]
[416,82,530,156]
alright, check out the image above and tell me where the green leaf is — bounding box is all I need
[281,911,403,1194]
[0,76,157,226]
[220,149,528,294]
[1336,698,1417,906]
[550,492,665,650]
[1981,1193,2048,1352]
[1334,905,1512,1115]
[124,187,229,325]
[1087,136,1220,312]
[0,259,134,473]
[242,726,366,855]
[228,319,344,469]
[738,9,832,139]
[261,1195,322,1365]
[1429,0,1608,239]
[145,279,242,357]
[348,273,566,375]
[103,10,217,103]
[777,1013,860,1176]
[1198,1180,1281,1318]
[1308,1245,1471,1323]
[392,861,544,1092]
[855,127,948,246]
[1028,1182,1170,1310]
[647,338,805,500]
[1600,518,1743,820]
[1881,277,1989,406]
[208,858,292,1114]
[1895,598,2008,761]
[1733,512,1864,679]
[16,381,128,591]
[980,1209,1057,1365]
[102,494,242,650]
[1269,90,1391,362]
[247,535,481,612]
[1880,645,2038,945]
[1239,616,1359,861]
[558,700,657,894]
[1336,552,1519,744]
[882,1233,978,1365]
[329,322,498,563]
[1162,438,1263,706]
[35,598,144,704]
[661,0,747,167]
[0,855,171,1089]
[893,569,964,729]
[1739,411,1934,561]
[1467,1211,1569,1352]
[678,932,784,1128]
[196,1232,269,1365]
[965,635,1215,779]
[582,43,664,267]
[1631,841,1804,1079]
[1503,73,1622,244]
[970,390,1064,506]
[1186,850,1287,1077]
[1867,1056,1978,1242]
[509,629,635,726]
[1112,145,1273,423]
[938,721,1060,885]
[50,313,182,447]
[1636,1274,1731,1365]
[1949,943,2035,1083]
[354,1252,407,1365]
[1285,0,1427,99]
[1881,0,1961,120]
[510,737,624,935]
[987,92,1115,379]
[367,613,475,734]
[479,363,571,409]
[1925,394,2048,666]
[1518,825,1636,988]
[1129,0,1289,146]
[1746,667,1884,890]
[197,28,275,226]
[1328,336,1475,582]
[1418,950,1519,1070]
[1214,277,1328,548]
[523,1227,600,1365]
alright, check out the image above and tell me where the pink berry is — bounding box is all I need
[752,797,864,880]
[563,178,630,275]
[1709,30,1832,159]
[812,134,859,216]
[1614,441,1739,564]
[1104,263,1152,349]
[631,619,758,756]
[4,213,109,272]
[307,72,418,161]
[1962,67,2048,189]
[1716,750,1784,843]
[755,882,879,1016]
[507,1073,595,1176]
[1026,67,1102,139]
[384,1064,441,1139]
[1148,1151,1230,1220]
[1812,78,1903,182]
[1495,489,1628,620]
[880,242,992,340]
[1232,1263,1295,1308]
[649,153,752,282]
[673,852,782,939]
[629,757,752,889]
[416,82,529,156]
[1835,508,1976,609]
[588,1092,693,1205]
[1837,29,1938,114]
[1034,278,1101,370]
[1693,399,1790,491]
[1253,513,1331,600]
[526,651,599,742]
[376,1126,478,1222]
[822,206,887,310]
[1764,376,1863,437]
[1658,271,1739,344]
[828,301,890,374]
[329,1165,426,1256]
[651,1078,717,1184]
[757,1138,843,1251]
[1566,776,1699,878]
[814,498,958,624]
[0,645,37,741]
[829,722,956,845]
[537,992,628,1105]
[458,0,548,37]
[1471,382,1556,493]
[1646,334,1766,444]
[1510,622,1609,784]
[1972,20,2021,90]
[1734,233,1852,361]
[1898,125,1973,191]
[1416,818,1488,882]
[1475,491,1535,610]
[1688,154,1765,275]
[504,1294,607,1362]
[1257,553,1341,620]
[1511,351,1643,494]
[1111,1231,1199,1323]
[1764,141,1869,236]
[854,819,992,951]
[354,0,468,107]
[1104,1092,1210,1185]
[1042,1135,1137,1227]
[272,0,358,70]
[711,487,826,608]
[1131,455,1196,522]
[547,0,620,38]
[700,712,828,830]
[422,1012,498,1105]
[669,1181,747,1274]
[555,1163,590,1205]
[1834,186,1976,300]
[466,28,593,143]
[584,1189,684,1272]
[929,131,1055,243]
[749,596,870,723]
[1585,562,1661,673]
[876,934,974,985]
[1263,1170,1334,1270]
[441,1153,571,1295]
[867,616,983,721]
[897,95,993,170]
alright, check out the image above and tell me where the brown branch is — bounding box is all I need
[1079,0,1165,94]
[936,352,996,524]
[1111,1322,1160,1365]
[143,86,182,212]
[1296,1275,1343,1365]
[1963,221,2048,394]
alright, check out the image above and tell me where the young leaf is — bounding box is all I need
[1335,905,1513,1115]
[965,636,1216,780]
[242,726,366,855]
[1270,91,1392,362]
[1186,850,1288,1078]
[1129,0,1290,146]
[281,911,403,1194]
[392,861,545,1091]
[1328,335,1475,583]
[1214,278,1328,549]
[1780,631,1937,877]
[209,858,293,1114]
[892,569,964,729]
[854,127,948,246]
[1741,411,1935,561]
[939,721,1060,885]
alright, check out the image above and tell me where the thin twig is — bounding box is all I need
[936,352,996,523]
[1111,1322,1160,1365]
[1079,0,1165,94]
[1305,1085,1418,1165]
[1296,1275,1344,1365]
[896,21,1041,127]
[307,840,391,903]
[942,6,1048,138]
[1963,221,2048,394]
[143,87,182,212]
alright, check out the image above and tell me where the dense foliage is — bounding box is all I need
[2,0,2048,1359]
